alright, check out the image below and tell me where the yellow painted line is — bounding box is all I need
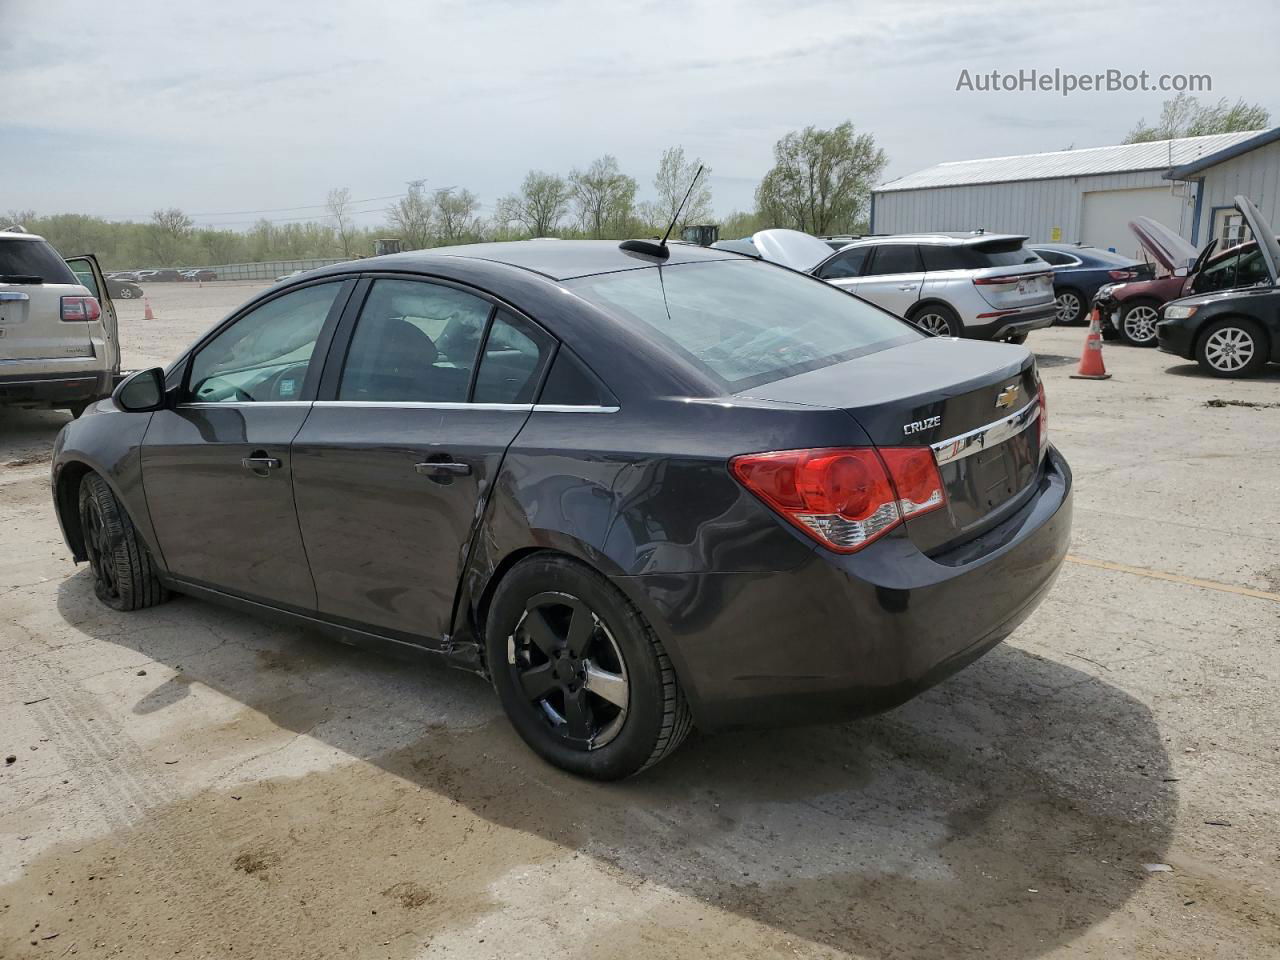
[1066,554,1280,604]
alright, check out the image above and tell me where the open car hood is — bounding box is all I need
[1127,217,1197,273]
[750,229,833,272]
[1235,194,1280,285]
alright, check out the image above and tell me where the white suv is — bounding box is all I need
[749,229,1056,343]
[0,231,119,416]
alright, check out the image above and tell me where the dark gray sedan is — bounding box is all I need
[51,240,1072,779]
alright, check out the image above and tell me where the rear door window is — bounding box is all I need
[567,260,918,392]
[920,245,972,271]
[472,309,555,404]
[338,279,491,403]
[865,244,922,275]
[0,238,78,284]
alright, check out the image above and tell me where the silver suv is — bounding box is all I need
[0,230,120,416]
[814,233,1055,342]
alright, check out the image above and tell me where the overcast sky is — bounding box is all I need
[2,0,1276,230]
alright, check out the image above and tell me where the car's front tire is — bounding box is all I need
[907,303,961,338]
[485,555,692,779]
[1118,300,1160,347]
[1196,318,1269,378]
[77,472,169,611]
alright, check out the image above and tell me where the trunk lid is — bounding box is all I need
[738,337,1043,552]
[965,237,1055,309]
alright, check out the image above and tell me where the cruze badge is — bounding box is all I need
[903,415,941,436]
[995,384,1020,409]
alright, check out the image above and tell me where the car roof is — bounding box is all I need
[345,239,739,281]
[843,232,1028,246]
[0,231,47,242]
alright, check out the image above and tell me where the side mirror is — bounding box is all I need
[1174,266,1189,277]
[112,367,166,412]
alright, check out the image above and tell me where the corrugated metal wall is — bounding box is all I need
[1195,140,1280,243]
[873,170,1196,244]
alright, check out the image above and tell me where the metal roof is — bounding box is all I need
[1165,127,1280,179]
[875,130,1269,193]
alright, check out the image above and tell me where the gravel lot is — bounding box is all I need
[2,281,1278,959]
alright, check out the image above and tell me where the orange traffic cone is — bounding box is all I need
[143,297,155,321]
[1070,307,1111,380]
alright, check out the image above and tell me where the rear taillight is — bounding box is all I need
[1037,381,1048,448]
[973,271,1051,286]
[730,446,945,553]
[60,295,101,322]
[1108,269,1136,281]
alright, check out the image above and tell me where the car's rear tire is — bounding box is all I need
[117,287,135,299]
[1118,300,1160,347]
[485,554,692,780]
[65,401,90,418]
[907,303,961,338]
[1053,288,1086,325]
[77,472,169,611]
[1195,318,1269,378]
[1005,333,1029,345]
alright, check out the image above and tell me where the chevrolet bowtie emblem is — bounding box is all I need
[995,384,1020,409]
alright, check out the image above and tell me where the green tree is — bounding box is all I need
[1124,93,1271,143]
[433,187,481,244]
[326,187,354,257]
[386,181,434,249]
[755,122,887,235]
[146,208,193,264]
[653,146,713,230]
[495,170,572,237]
[568,156,637,239]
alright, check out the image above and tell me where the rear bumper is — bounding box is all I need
[619,447,1073,730]
[963,304,1056,341]
[0,366,113,407]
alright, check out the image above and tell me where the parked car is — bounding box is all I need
[51,239,1070,779]
[1158,196,1280,378]
[751,229,1055,343]
[181,269,217,282]
[1094,218,1273,347]
[107,271,140,282]
[136,269,183,282]
[1029,244,1150,324]
[106,277,143,299]
[1,231,120,417]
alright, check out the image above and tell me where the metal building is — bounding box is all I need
[871,128,1280,257]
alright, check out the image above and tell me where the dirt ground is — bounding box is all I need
[2,281,1278,959]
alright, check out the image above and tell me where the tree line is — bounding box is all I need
[4,127,886,270]
[8,95,1263,271]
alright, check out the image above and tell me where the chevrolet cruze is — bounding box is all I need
[52,240,1072,779]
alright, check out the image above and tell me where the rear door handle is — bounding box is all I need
[415,461,471,478]
[241,456,282,470]
[898,283,919,291]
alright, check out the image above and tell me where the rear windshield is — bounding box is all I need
[0,238,77,284]
[921,241,1043,271]
[566,260,919,391]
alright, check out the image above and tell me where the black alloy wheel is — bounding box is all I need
[486,555,692,779]
[509,592,630,749]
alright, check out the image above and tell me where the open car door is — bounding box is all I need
[64,253,121,383]
[1235,195,1280,286]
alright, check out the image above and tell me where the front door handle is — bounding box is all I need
[416,461,471,477]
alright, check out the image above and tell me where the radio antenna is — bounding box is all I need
[619,164,705,261]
